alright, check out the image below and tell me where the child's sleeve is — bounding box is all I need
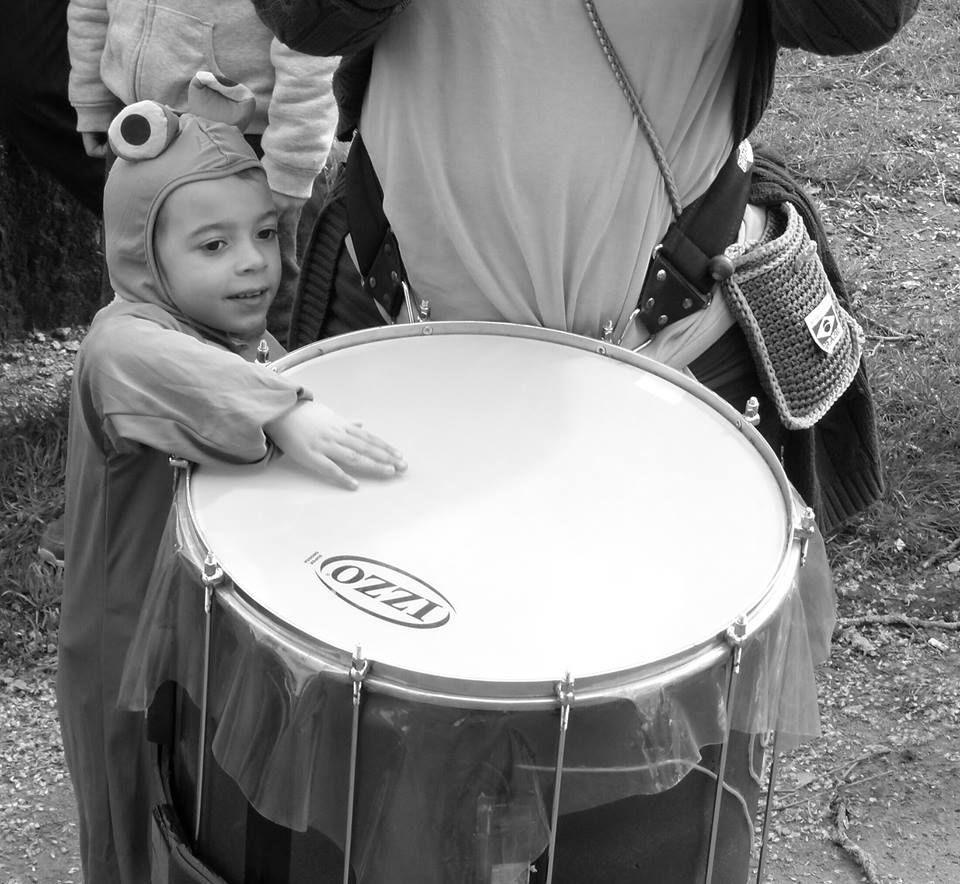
[260,39,340,199]
[83,319,310,464]
[67,0,117,133]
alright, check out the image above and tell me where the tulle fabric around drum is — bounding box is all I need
[119,490,835,880]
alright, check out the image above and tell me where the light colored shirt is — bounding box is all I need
[362,0,744,367]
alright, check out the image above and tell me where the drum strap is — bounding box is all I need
[344,133,408,321]
[581,0,754,336]
[633,144,754,336]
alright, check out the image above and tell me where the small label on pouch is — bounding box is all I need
[805,293,844,355]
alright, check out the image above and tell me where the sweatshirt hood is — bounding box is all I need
[103,96,263,344]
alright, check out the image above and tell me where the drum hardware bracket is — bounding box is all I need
[194,553,223,844]
[350,647,370,705]
[544,673,575,884]
[603,308,656,350]
[724,615,747,674]
[556,672,575,733]
[201,554,224,612]
[168,456,191,497]
[256,338,271,366]
[743,396,760,428]
[794,507,817,567]
[707,618,747,884]
[343,647,369,884]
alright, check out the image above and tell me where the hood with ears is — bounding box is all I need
[104,112,262,317]
[102,74,263,342]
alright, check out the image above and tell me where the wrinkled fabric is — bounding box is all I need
[58,115,310,884]
[360,0,741,352]
[120,481,834,883]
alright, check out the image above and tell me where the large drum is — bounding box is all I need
[124,323,834,884]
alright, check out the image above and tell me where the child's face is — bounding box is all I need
[154,172,281,339]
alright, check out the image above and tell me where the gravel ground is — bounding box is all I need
[0,328,81,419]
[0,661,81,884]
[2,618,959,884]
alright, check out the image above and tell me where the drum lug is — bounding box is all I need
[194,553,223,843]
[743,396,760,428]
[544,673,575,884]
[793,507,817,567]
[724,615,747,674]
[201,554,224,612]
[416,298,432,322]
[344,647,369,884]
[555,672,575,732]
[256,338,271,365]
[350,646,370,704]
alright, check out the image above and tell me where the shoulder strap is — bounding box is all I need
[635,144,753,335]
[344,133,408,320]
[582,0,753,335]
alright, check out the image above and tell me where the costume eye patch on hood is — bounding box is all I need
[107,72,257,161]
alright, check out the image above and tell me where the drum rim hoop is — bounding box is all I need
[184,321,804,709]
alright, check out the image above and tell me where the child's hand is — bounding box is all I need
[264,400,407,490]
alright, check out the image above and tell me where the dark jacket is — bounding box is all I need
[253,0,918,142]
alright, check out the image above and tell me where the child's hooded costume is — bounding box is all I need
[57,83,311,883]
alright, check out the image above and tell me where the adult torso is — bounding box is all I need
[361,0,744,366]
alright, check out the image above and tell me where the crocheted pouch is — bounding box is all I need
[719,201,864,430]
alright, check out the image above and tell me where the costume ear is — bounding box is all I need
[108,101,180,160]
[187,71,257,131]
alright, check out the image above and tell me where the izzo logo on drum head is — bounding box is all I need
[305,553,454,628]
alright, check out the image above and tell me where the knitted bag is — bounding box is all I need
[719,201,865,430]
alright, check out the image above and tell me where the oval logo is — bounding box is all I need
[311,554,454,629]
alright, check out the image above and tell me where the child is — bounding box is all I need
[56,84,406,884]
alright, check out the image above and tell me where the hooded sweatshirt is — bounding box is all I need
[66,0,339,198]
[57,111,310,884]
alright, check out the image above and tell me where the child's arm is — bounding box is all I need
[82,315,404,484]
[260,40,340,202]
[264,400,406,490]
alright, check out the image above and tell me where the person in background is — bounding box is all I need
[66,0,339,341]
[0,0,103,215]
[246,2,917,882]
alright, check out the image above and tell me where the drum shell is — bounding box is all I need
[119,323,836,884]
[164,590,766,884]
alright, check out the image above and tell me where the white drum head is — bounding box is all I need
[189,325,794,697]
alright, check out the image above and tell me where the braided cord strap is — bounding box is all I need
[581,0,683,219]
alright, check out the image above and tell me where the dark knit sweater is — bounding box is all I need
[253,0,917,143]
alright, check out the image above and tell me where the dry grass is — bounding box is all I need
[1,396,68,663]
